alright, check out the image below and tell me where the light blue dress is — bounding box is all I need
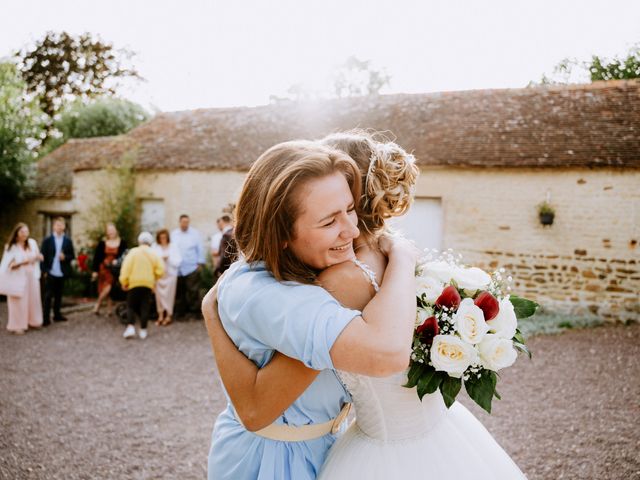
[208,260,360,480]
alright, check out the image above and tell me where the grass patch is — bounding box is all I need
[518,309,604,339]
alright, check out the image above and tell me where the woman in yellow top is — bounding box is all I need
[119,232,164,340]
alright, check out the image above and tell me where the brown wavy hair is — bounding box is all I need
[5,222,31,250]
[234,140,361,284]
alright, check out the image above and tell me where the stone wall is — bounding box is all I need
[417,167,639,321]
[71,169,246,247]
[6,164,638,321]
[0,198,74,244]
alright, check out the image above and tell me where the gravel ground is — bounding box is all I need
[1,302,638,480]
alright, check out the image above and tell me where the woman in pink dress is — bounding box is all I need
[0,223,43,334]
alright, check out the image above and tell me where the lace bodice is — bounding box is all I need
[341,260,448,441]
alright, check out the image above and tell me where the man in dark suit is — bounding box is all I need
[214,215,237,277]
[41,217,76,325]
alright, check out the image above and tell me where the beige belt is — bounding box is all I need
[242,403,352,442]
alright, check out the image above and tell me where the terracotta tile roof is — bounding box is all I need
[34,80,640,197]
[31,136,135,198]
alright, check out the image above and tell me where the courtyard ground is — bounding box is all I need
[1,303,638,480]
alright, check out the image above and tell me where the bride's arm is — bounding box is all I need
[202,286,320,431]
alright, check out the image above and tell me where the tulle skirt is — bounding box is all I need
[318,402,527,479]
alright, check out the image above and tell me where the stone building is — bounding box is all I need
[4,80,639,320]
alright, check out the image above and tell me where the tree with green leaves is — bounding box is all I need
[15,31,140,140]
[0,63,44,204]
[535,44,640,85]
[332,55,391,98]
[270,56,391,103]
[588,45,640,81]
[42,98,150,155]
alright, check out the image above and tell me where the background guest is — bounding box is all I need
[91,222,126,316]
[213,215,237,277]
[0,223,43,334]
[41,217,75,325]
[209,217,224,270]
[119,232,164,340]
[151,228,182,326]
[171,214,205,320]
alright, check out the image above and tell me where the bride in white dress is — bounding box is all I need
[204,130,526,479]
[318,261,525,479]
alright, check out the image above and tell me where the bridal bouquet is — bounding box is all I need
[405,250,537,414]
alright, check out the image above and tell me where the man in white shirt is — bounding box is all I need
[170,214,205,319]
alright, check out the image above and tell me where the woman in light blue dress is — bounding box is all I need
[205,139,419,480]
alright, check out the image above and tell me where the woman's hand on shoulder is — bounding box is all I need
[377,234,421,264]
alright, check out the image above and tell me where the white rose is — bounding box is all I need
[487,297,518,339]
[420,261,457,284]
[416,275,444,304]
[453,298,489,345]
[416,306,434,327]
[478,334,518,371]
[452,266,492,291]
[430,335,478,378]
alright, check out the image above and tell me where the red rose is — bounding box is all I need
[435,285,461,310]
[474,291,499,320]
[416,316,439,345]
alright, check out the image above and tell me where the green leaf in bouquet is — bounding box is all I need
[513,329,526,345]
[509,295,539,319]
[513,341,532,359]
[494,389,501,400]
[440,375,462,408]
[417,369,443,400]
[464,370,498,414]
[404,362,426,388]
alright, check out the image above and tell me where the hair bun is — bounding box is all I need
[365,141,419,228]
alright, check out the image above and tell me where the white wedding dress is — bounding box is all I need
[318,262,527,479]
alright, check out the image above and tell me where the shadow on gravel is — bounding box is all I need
[1,303,638,480]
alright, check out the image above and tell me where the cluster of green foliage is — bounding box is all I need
[333,55,391,98]
[85,151,138,248]
[588,45,640,81]
[0,63,44,204]
[14,31,140,141]
[537,201,555,216]
[517,310,604,338]
[41,97,150,155]
[2,31,148,205]
[535,44,640,85]
[270,55,391,103]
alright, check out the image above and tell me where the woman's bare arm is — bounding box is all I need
[202,286,320,431]
[328,236,418,377]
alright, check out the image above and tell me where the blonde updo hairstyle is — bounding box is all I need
[320,130,419,239]
[234,140,362,284]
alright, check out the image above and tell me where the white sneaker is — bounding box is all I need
[138,329,148,340]
[123,325,136,339]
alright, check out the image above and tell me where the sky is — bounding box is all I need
[2,0,639,112]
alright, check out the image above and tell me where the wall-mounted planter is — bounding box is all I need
[537,200,555,227]
[539,212,555,226]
